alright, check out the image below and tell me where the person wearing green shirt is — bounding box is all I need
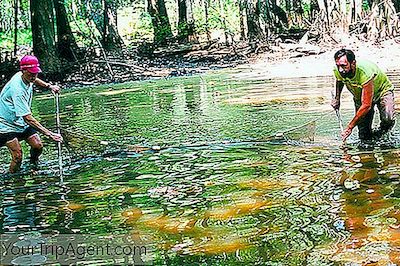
[331,49,395,142]
[0,55,63,174]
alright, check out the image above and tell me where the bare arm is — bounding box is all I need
[341,79,374,141]
[331,80,344,110]
[34,78,61,93]
[23,114,63,142]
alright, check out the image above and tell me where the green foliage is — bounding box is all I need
[176,21,190,37]
[0,29,32,49]
[154,28,172,43]
[362,0,370,11]
[192,0,240,36]
[124,12,153,43]
[0,33,14,49]
[69,18,94,46]
[0,0,391,54]
[302,1,311,14]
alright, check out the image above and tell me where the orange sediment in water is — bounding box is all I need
[387,228,400,244]
[238,179,294,190]
[126,145,150,153]
[344,216,372,238]
[205,199,271,220]
[122,208,143,224]
[62,202,86,212]
[190,238,249,255]
[143,216,197,234]
[390,249,400,265]
[387,208,400,224]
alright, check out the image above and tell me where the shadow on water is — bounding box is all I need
[1,73,400,265]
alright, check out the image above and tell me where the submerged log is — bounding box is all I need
[92,60,145,71]
[279,32,322,58]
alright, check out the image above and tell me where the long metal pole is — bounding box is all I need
[55,93,63,179]
[335,108,344,133]
[331,91,346,148]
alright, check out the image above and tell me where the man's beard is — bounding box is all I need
[339,71,353,79]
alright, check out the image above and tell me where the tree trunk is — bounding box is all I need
[88,0,124,51]
[178,0,189,42]
[30,0,62,75]
[367,0,400,41]
[0,1,3,32]
[186,0,197,42]
[339,0,348,33]
[239,0,246,40]
[316,0,329,30]
[204,0,211,42]
[353,0,363,22]
[14,0,18,56]
[394,0,400,13]
[246,0,264,40]
[309,0,320,18]
[270,0,288,29]
[147,0,173,44]
[292,0,303,26]
[102,0,124,51]
[284,0,291,25]
[218,0,228,44]
[177,0,197,42]
[157,0,173,41]
[103,0,108,45]
[260,0,273,35]
[54,0,79,61]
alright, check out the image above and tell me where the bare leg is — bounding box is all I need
[5,138,23,173]
[356,103,375,141]
[378,91,396,136]
[26,133,43,166]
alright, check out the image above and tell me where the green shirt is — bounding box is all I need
[0,72,33,133]
[333,59,393,105]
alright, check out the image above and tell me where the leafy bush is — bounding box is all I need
[0,29,32,50]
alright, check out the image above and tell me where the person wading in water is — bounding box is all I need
[0,55,63,174]
[331,49,396,143]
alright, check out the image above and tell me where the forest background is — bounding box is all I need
[0,0,400,88]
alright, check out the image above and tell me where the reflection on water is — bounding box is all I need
[1,73,400,265]
[330,149,400,265]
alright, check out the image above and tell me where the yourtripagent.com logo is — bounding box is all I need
[0,234,153,265]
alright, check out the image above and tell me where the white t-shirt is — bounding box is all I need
[0,72,33,133]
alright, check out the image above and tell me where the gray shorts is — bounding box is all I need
[355,90,396,140]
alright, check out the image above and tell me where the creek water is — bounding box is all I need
[1,71,400,265]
